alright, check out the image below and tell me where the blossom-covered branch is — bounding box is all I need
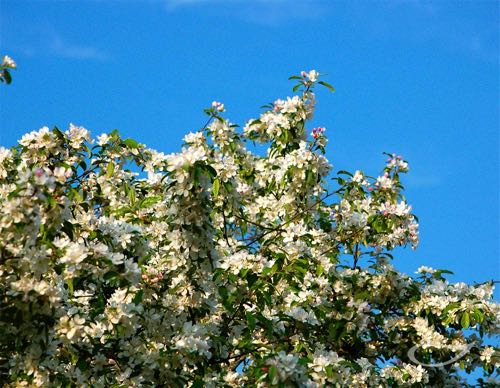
[0,69,498,387]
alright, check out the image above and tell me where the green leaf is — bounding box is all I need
[246,311,256,331]
[461,312,470,329]
[3,69,12,84]
[66,278,74,296]
[318,81,335,92]
[212,178,220,196]
[76,358,89,371]
[218,286,228,301]
[140,195,162,208]
[8,186,24,200]
[328,323,338,341]
[337,170,354,177]
[204,164,217,178]
[106,163,115,178]
[62,220,75,240]
[247,273,258,288]
[53,127,66,140]
[441,302,460,316]
[104,271,119,281]
[46,194,57,209]
[306,170,316,186]
[473,308,484,324]
[128,188,136,205]
[123,138,139,148]
[434,269,454,278]
[133,289,144,305]
[192,380,204,388]
[78,160,87,171]
[193,165,202,184]
[268,365,277,382]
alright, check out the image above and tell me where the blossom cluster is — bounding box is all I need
[1,55,16,84]
[0,70,498,387]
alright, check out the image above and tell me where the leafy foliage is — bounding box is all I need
[0,67,498,387]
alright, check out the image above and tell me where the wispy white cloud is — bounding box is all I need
[164,0,329,25]
[357,0,497,62]
[164,0,497,61]
[4,22,109,61]
[49,33,108,61]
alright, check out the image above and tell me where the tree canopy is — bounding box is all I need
[0,64,498,387]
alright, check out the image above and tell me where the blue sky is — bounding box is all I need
[0,0,498,291]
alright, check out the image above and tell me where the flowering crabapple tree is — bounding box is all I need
[0,61,498,387]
